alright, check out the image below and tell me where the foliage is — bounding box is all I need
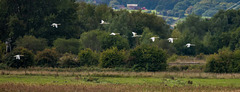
[53,38,80,54]
[35,48,59,67]
[0,0,80,44]
[101,34,130,50]
[3,47,34,68]
[77,2,114,31]
[15,35,48,53]
[129,45,167,71]
[173,14,210,55]
[167,54,178,62]
[78,48,98,66]
[79,30,108,52]
[99,47,127,68]
[205,48,240,73]
[59,53,78,68]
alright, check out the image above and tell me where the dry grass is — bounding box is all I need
[1,70,240,79]
[0,83,239,92]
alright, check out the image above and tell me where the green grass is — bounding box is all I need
[0,75,240,87]
[185,78,240,87]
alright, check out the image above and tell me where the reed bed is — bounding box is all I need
[0,83,239,92]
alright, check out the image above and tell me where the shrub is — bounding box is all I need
[99,47,127,68]
[59,53,78,68]
[15,35,48,53]
[167,54,178,62]
[205,48,240,73]
[168,66,180,72]
[0,41,5,62]
[4,47,34,68]
[53,38,80,54]
[196,53,205,60]
[35,48,59,67]
[230,49,240,72]
[129,45,167,72]
[78,48,98,67]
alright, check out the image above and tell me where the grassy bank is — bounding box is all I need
[1,69,240,91]
[0,74,240,87]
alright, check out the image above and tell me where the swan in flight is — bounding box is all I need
[51,23,61,28]
[100,20,109,24]
[132,32,142,37]
[186,43,195,48]
[14,55,24,60]
[110,32,120,35]
[168,38,177,43]
[150,37,159,42]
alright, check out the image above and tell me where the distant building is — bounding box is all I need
[127,4,139,10]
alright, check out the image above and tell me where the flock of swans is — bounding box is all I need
[13,20,195,60]
[103,20,195,48]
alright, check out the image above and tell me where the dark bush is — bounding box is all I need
[168,66,180,72]
[99,47,127,68]
[0,41,5,62]
[78,48,98,66]
[129,45,167,72]
[15,35,48,53]
[35,48,59,67]
[53,38,80,54]
[101,35,130,50]
[59,53,78,68]
[4,47,34,68]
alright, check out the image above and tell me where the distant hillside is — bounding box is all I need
[78,0,240,17]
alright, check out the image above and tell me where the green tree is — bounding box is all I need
[4,47,34,68]
[174,14,210,55]
[53,38,80,54]
[129,45,167,71]
[0,0,80,45]
[101,34,130,50]
[77,2,114,31]
[15,35,48,53]
[79,30,108,52]
[140,27,155,45]
[107,10,131,36]
[99,47,127,68]
[229,27,240,50]
[78,48,98,66]
[35,48,59,67]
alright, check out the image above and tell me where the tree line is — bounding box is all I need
[83,0,239,17]
[0,0,240,72]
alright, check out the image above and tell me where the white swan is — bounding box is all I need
[132,32,142,37]
[100,20,109,24]
[110,32,120,35]
[51,23,61,28]
[186,43,195,48]
[150,37,159,42]
[14,55,24,60]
